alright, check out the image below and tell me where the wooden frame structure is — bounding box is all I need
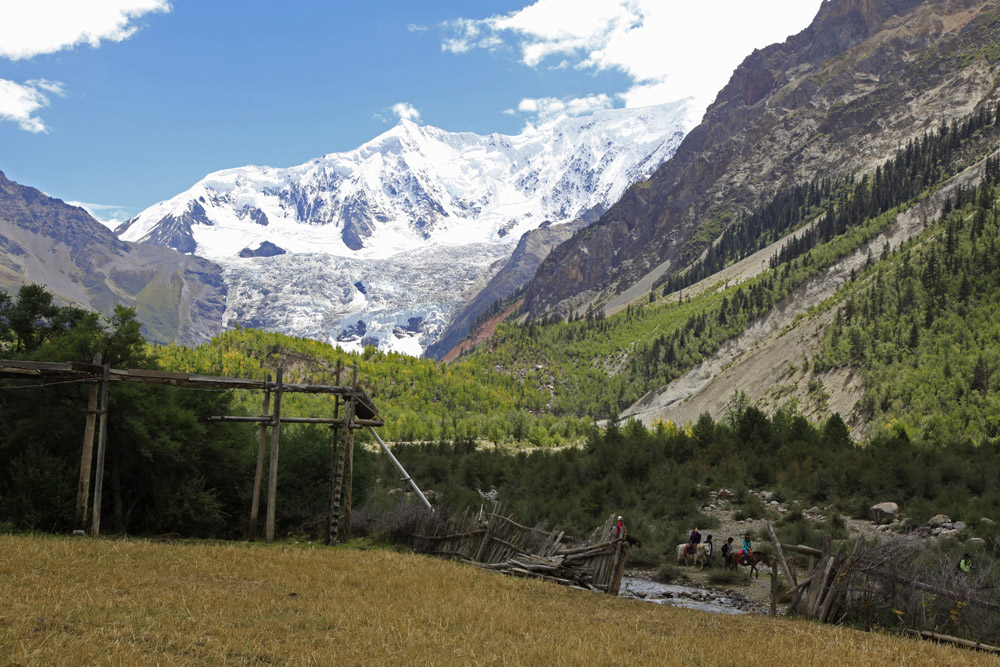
[409,510,631,594]
[0,357,431,544]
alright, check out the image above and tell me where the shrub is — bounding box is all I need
[706,569,744,586]
[653,565,688,583]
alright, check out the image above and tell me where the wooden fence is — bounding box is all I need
[765,523,1000,653]
[409,510,630,594]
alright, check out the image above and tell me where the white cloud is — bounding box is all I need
[0,78,66,133]
[391,102,421,123]
[0,0,171,60]
[68,201,133,229]
[517,93,614,127]
[441,0,823,114]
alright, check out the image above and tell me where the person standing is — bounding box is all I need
[959,553,972,573]
[722,537,734,568]
[616,515,626,538]
[704,534,714,567]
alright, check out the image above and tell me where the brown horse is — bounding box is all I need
[730,549,771,578]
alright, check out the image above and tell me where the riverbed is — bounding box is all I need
[619,574,765,615]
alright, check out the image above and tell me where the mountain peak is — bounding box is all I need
[118,101,698,355]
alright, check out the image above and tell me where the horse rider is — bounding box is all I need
[687,527,702,555]
[741,533,753,565]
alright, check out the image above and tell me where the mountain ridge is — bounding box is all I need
[118,101,699,355]
[520,0,1000,319]
[0,170,226,346]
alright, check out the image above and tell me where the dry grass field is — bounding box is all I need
[1,534,996,666]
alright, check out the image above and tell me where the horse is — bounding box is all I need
[676,542,706,568]
[730,549,771,578]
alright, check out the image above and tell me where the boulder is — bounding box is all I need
[870,502,899,525]
[717,489,733,501]
[927,514,951,528]
[953,521,967,531]
[968,537,987,548]
[938,529,960,540]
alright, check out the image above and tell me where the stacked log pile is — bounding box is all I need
[409,510,629,593]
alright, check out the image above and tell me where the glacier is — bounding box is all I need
[118,100,700,356]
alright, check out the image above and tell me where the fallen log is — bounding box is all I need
[907,630,1000,654]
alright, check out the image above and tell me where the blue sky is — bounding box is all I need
[0,1,823,224]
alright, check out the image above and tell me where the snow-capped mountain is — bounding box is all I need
[118,100,699,355]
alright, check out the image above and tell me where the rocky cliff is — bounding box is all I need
[0,171,226,346]
[523,0,1000,317]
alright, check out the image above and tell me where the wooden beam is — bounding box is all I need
[90,364,111,536]
[204,415,382,427]
[74,353,101,532]
[265,367,283,544]
[248,374,271,542]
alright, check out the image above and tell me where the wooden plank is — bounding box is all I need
[69,361,105,375]
[121,368,190,380]
[0,360,74,372]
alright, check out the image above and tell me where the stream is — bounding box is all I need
[618,574,762,615]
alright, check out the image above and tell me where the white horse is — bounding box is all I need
[676,542,706,568]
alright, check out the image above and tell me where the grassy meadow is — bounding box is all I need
[1,535,997,666]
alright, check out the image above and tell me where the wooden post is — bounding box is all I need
[475,514,494,562]
[805,535,833,617]
[608,539,629,596]
[770,559,778,616]
[248,373,272,541]
[327,361,346,545]
[89,364,111,536]
[324,389,342,546]
[74,353,101,532]
[265,367,283,544]
[342,361,357,540]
